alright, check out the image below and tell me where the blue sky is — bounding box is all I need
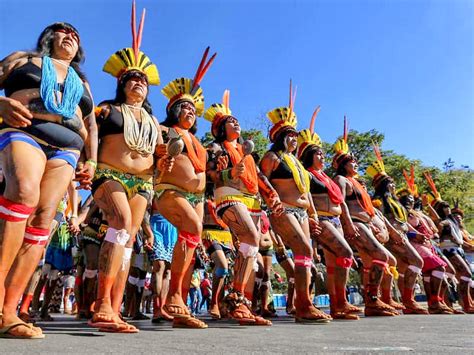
[1,0,473,168]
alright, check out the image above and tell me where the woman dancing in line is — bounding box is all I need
[88,3,168,333]
[332,119,396,316]
[0,21,96,338]
[367,146,428,314]
[297,107,360,320]
[424,173,474,313]
[204,90,282,325]
[155,47,217,329]
[396,174,452,314]
[260,83,332,323]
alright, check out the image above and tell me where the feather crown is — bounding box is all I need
[103,1,160,85]
[267,80,298,142]
[161,47,216,117]
[332,115,354,169]
[204,90,233,137]
[297,106,322,159]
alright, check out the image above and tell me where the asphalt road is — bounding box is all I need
[1,312,472,354]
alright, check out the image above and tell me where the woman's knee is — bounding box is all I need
[29,205,58,229]
[5,180,40,207]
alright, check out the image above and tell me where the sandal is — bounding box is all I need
[163,304,191,319]
[172,316,208,329]
[99,322,139,333]
[222,292,255,323]
[240,315,272,326]
[0,321,45,339]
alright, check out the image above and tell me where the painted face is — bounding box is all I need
[178,101,196,130]
[124,76,148,101]
[405,195,415,209]
[453,214,463,224]
[224,116,241,140]
[284,131,298,153]
[345,158,358,176]
[312,148,325,170]
[52,28,79,59]
[443,205,451,217]
[387,180,396,194]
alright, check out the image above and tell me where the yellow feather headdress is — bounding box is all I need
[267,80,298,142]
[397,165,419,198]
[161,47,217,117]
[297,106,322,159]
[366,142,390,188]
[423,171,444,208]
[204,90,232,137]
[332,115,353,169]
[103,1,160,85]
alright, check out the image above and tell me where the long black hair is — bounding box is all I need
[99,71,153,115]
[213,116,233,143]
[270,128,295,153]
[161,100,197,133]
[300,145,321,169]
[36,22,86,80]
[114,70,152,114]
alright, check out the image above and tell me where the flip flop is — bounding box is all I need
[0,321,45,339]
[172,316,208,329]
[99,324,139,333]
[295,316,331,324]
[240,315,272,326]
[163,304,191,319]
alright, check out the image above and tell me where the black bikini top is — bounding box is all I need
[310,174,328,194]
[346,184,363,201]
[2,58,93,117]
[269,157,293,180]
[97,105,125,138]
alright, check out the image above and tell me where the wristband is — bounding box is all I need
[407,231,417,239]
[86,159,97,169]
[221,169,232,184]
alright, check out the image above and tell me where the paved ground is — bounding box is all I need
[1,312,472,354]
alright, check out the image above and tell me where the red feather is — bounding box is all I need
[309,106,320,133]
[343,115,348,143]
[136,9,146,55]
[222,90,230,109]
[131,1,137,60]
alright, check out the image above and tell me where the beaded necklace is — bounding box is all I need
[40,56,84,119]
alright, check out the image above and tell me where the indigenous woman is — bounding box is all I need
[367,146,427,314]
[0,22,96,338]
[260,83,331,323]
[156,47,216,329]
[297,108,360,320]
[424,173,474,313]
[397,169,452,314]
[332,120,396,316]
[88,4,167,332]
[204,90,282,325]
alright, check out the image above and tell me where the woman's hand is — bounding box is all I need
[231,160,245,179]
[157,155,174,173]
[309,217,323,238]
[74,160,96,190]
[0,97,33,128]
